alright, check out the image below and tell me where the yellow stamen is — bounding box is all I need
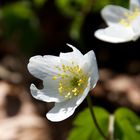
[119,8,140,27]
[52,76,57,80]
[52,62,88,99]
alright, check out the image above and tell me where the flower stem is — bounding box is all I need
[86,95,108,140]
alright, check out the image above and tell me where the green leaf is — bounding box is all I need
[68,106,110,140]
[114,108,140,140]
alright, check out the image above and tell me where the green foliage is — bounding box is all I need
[56,0,129,16]
[68,107,110,140]
[111,0,129,8]
[33,0,47,8]
[1,1,40,55]
[55,0,89,17]
[93,0,129,12]
[55,0,129,41]
[55,0,93,40]
[68,107,140,140]
[92,0,110,12]
[70,15,84,40]
[114,108,140,140]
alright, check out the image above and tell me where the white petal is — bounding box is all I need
[101,5,131,26]
[76,78,91,105]
[46,78,91,122]
[131,16,140,40]
[130,0,140,11]
[81,51,99,89]
[27,55,61,80]
[46,101,76,122]
[30,83,65,103]
[59,44,84,64]
[94,25,134,43]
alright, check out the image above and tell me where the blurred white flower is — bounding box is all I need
[27,44,99,122]
[94,0,140,43]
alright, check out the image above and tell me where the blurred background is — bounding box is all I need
[0,0,139,140]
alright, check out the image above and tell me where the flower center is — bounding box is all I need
[70,77,81,87]
[52,62,88,99]
[119,8,140,27]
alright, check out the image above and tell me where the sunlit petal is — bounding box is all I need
[101,5,131,26]
[94,25,134,43]
[130,0,140,11]
[28,55,61,80]
[46,79,90,122]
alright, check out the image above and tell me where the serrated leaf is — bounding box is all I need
[114,108,140,140]
[68,106,110,140]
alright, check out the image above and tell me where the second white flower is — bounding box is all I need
[94,0,140,43]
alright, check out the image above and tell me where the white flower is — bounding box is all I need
[27,44,99,122]
[94,0,140,43]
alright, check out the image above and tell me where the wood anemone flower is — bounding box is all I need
[94,0,140,43]
[27,44,99,122]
